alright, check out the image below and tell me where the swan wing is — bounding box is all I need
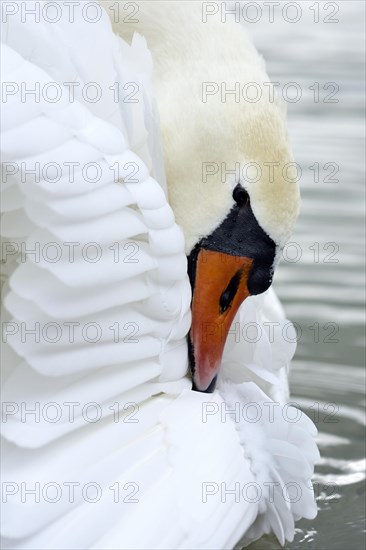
[1,4,259,549]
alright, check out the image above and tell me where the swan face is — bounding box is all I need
[160,72,300,392]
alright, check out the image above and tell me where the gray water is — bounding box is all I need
[241,2,365,548]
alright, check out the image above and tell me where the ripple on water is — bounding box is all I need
[241,2,365,546]
[243,362,365,549]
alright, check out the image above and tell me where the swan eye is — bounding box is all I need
[233,184,249,207]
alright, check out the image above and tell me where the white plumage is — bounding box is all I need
[1,2,319,548]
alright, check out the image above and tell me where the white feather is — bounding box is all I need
[1,2,319,548]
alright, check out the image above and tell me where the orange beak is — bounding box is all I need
[189,249,254,392]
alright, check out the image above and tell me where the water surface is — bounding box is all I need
[240,2,365,548]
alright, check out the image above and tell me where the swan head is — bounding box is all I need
[110,5,300,392]
[161,69,300,393]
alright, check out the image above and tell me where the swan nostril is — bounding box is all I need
[219,290,232,314]
[219,268,243,315]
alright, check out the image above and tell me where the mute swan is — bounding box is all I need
[1,1,319,549]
